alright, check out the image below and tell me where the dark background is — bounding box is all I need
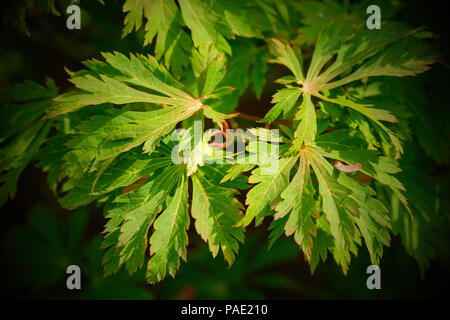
[0,0,448,299]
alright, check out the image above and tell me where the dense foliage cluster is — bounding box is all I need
[0,0,447,285]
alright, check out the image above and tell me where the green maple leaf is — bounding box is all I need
[144,0,192,76]
[191,166,245,265]
[59,150,171,210]
[241,157,297,227]
[209,0,276,39]
[46,52,228,187]
[121,0,151,38]
[213,39,268,113]
[274,154,316,261]
[246,139,396,273]
[260,87,301,123]
[102,164,182,275]
[147,173,189,283]
[1,0,445,286]
[100,158,246,282]
[91,132,247,283]
[291,93,317,150]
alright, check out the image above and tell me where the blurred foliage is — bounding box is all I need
[1,205,153,299]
